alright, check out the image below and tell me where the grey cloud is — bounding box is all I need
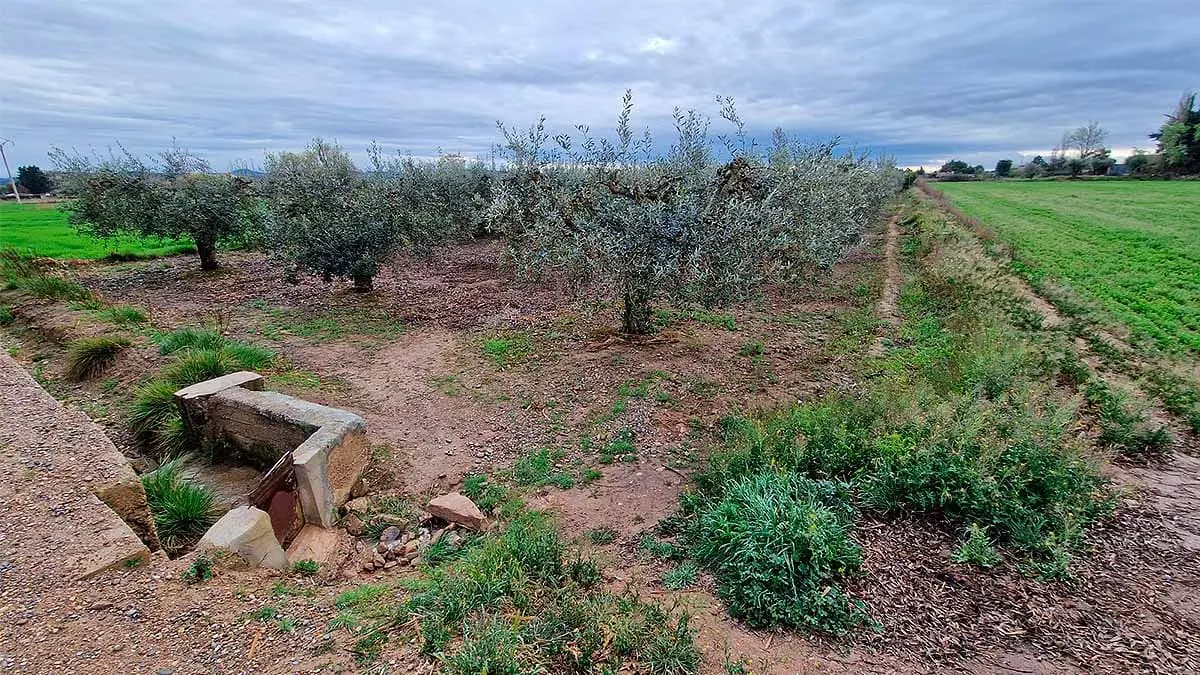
[1,0,1197,171]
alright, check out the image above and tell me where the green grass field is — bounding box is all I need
[0,201,194,260]
[935,180,1200,355]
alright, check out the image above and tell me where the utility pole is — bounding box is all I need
[0,138,20,203]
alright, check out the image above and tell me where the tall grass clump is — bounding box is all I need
[66,335,132,380]
[129,327,276,455]
[691,472,866,632]
[97,305,148,326]
[1,247,93,301]
[141,458,218,553]
[154,326,226,355]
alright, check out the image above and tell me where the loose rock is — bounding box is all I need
[427,492,486,530]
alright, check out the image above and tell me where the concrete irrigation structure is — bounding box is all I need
[176,371,369,568]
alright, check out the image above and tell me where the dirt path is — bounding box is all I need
[868,214,902,356]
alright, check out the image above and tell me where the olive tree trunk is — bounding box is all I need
[352,272,374,292]
[195,234,219,271]
[621,284,653,335]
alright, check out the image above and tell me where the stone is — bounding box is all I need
[198,506,287,569]
[350,476,367,499]
[372,551,386,567]
[380,526,402,544]
[342,495,375,515]
[343,512,365,536]
[384,560,399,569]
[173,371,264,402]
[428,492,487,530]
[88,601,114,611]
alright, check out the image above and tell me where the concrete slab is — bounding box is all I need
[0,351,152,587]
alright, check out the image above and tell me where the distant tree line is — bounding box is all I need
[935,91,1200,180]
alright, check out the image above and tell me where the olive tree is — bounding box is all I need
[486,93,900,334]
[50,146,262,270]
[263,140,460,292]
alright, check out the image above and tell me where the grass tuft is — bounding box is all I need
[65,335,131,380]
[97,305,148,326]
[154,327,226,355]
[141,458,218,553]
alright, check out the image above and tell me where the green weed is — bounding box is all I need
[96,305,147,326]
[951,524,1003,568]
[661,562,699,590]
[292,559,320,576]
[181,553,214,584]
[481,332,535,368]
[586,526,618,545]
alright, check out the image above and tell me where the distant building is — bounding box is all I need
[1107,163,1129,176]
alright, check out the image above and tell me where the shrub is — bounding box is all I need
[690,472,866,633]
[51,145,263,270]
[141,458,218,552]
[0,305,12,326]
[488,92,900,333]
[65,335,131,380]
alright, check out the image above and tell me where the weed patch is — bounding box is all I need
[480,331,536,368]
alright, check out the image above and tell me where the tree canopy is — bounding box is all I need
[16,165,52,194]
[50,146,263,270]
[486,93,900,333]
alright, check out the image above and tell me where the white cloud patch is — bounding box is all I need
[640,37,679,54]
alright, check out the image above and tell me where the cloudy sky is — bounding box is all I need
[2,0,1197,171]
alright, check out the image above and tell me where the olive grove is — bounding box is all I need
[486,93,901,333]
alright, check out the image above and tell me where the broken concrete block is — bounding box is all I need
[199,506,287,569]
[427,492,486,531]
[285,524,341,568]
[294,422,368,528]
[174,371,264,401]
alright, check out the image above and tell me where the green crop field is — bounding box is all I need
[0,201,194,260]
[935,180,1200,355]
